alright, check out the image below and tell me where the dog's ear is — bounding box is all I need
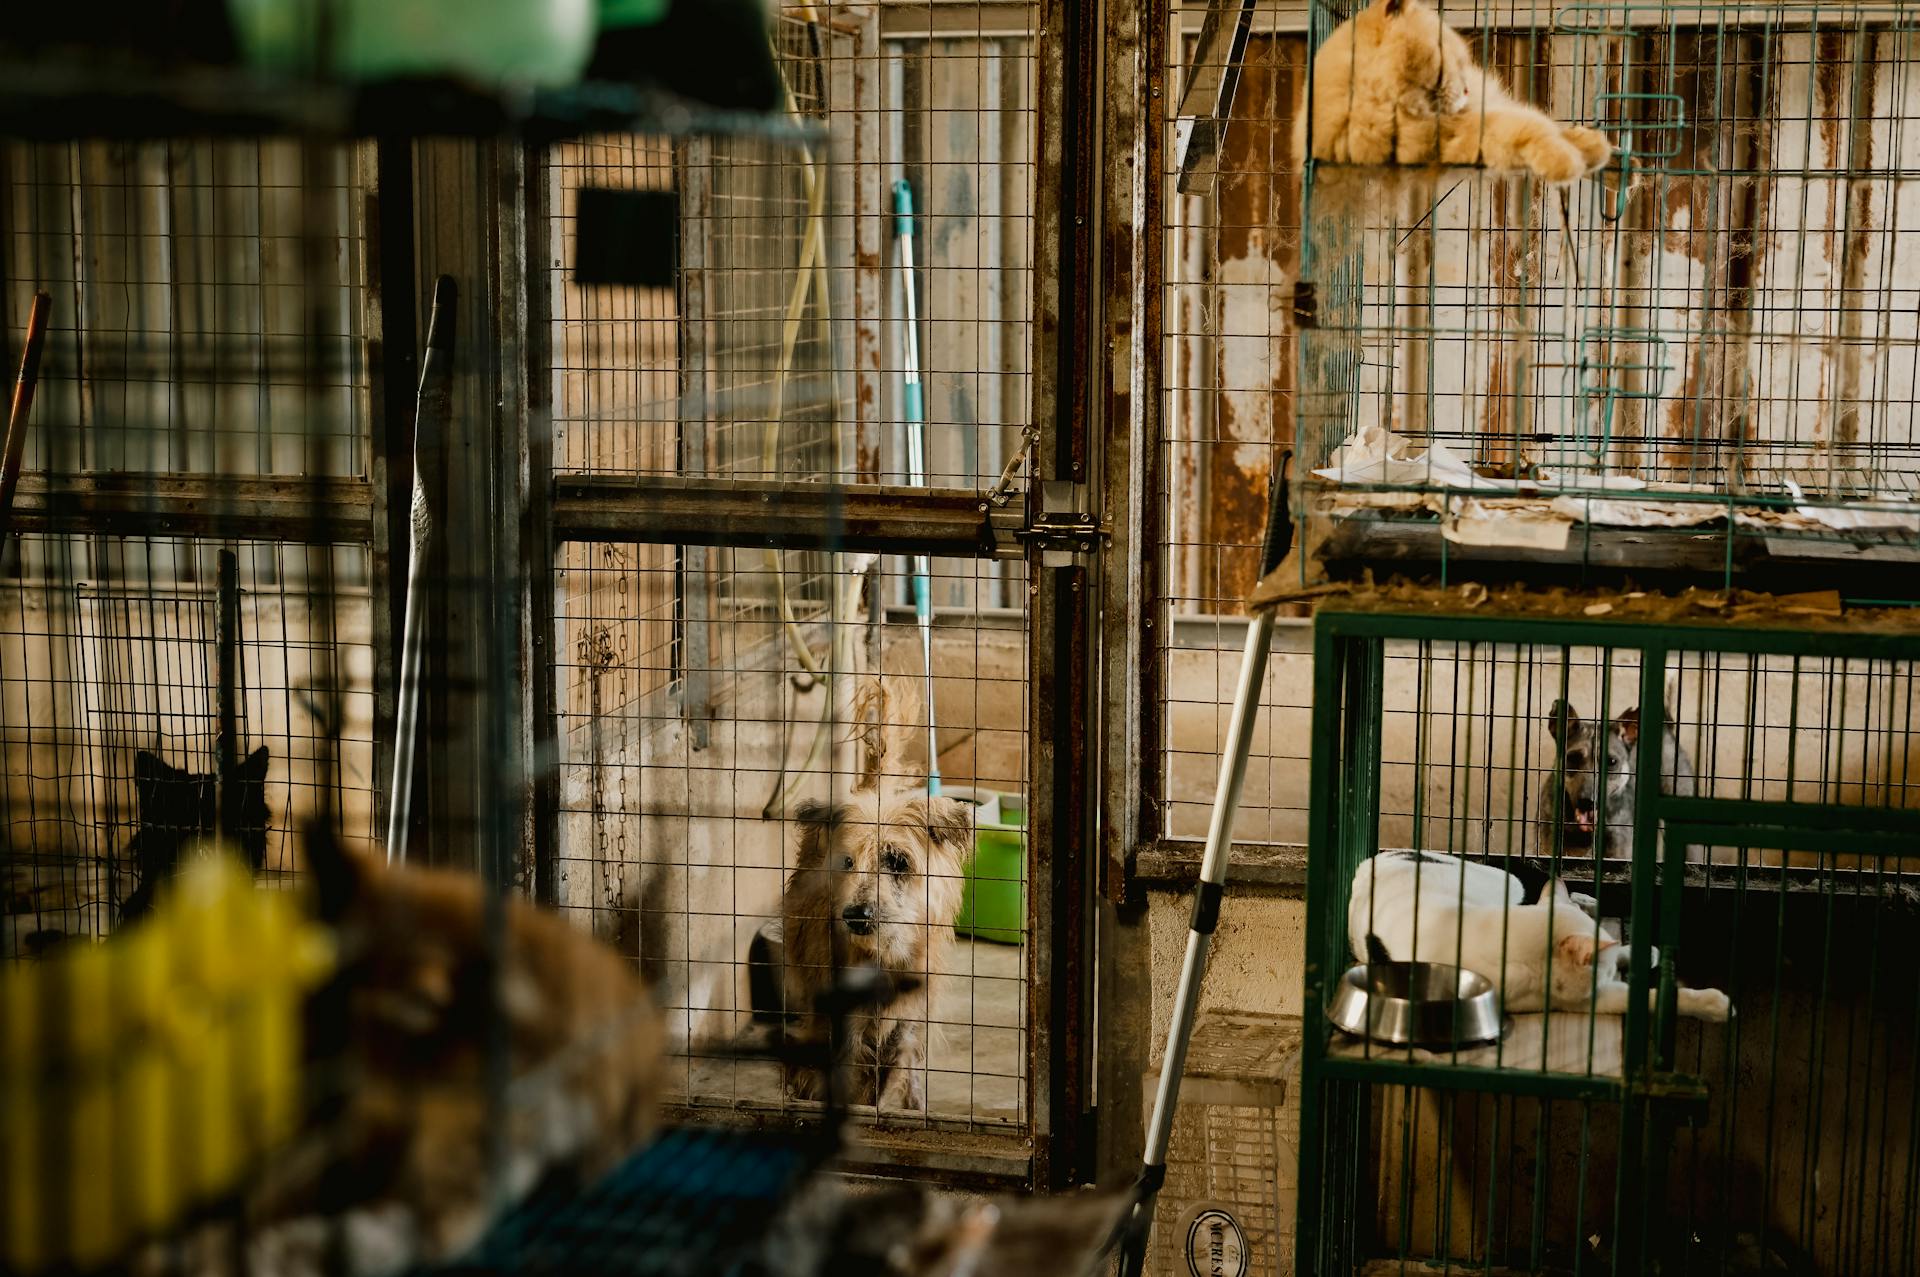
[793,799,846,870]
[1382,0,1406,15]
[1615,705,1642,749]
[1547,699,1579,743]
[1547,876,1573,903]
[900,796,974,853]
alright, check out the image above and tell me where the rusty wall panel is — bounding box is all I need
[1167,33,1305,614]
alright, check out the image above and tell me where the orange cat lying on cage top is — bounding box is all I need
[1293,0,1612,181]
[779,791,972,1111]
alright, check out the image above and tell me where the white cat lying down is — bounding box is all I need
[1348,850,1730,1022]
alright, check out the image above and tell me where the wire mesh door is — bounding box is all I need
[536,1,1051,1175]
[1296,610,1920,1276]
[1284,1,1920,596]
[1,137,380,956]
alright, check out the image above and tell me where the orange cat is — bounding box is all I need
[1293,0,1611,181]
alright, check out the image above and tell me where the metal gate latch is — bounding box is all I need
[1022,480,1108,564]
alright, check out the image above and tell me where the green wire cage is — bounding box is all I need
[1297,607,1920,1275]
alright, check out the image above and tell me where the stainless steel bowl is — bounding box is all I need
[1327,960,1502,1047]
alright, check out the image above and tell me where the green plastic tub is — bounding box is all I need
[948,787,1026,945]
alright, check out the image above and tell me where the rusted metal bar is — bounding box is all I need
[523,144,560,909]
[1132,838,1309,893]
[5,473,374,542]
[1094,0,1158,1194]
[1028,0,1102,1195]
[552,475,1023,557]
[0,290,52,540]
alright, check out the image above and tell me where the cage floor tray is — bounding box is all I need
[1329,1011,1624,1079]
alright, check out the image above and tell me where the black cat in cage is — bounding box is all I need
[120,743,272,924]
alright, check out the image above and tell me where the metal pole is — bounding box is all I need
[1147,610,1273,1129]
[0,292,52,541]
[893,178,941,794]
[1121,454,1290,1276]
[387,275,456,863]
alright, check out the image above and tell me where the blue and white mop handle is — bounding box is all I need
[893,178,940,795]
[893,179,926,429]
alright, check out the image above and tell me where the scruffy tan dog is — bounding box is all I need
[1293,0,1612,182]
[779,790,972,1111]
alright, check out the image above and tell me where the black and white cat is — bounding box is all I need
[1349,849,1729,1021]
[119,742,272,923]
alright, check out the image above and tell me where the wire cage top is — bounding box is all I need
[1284,0,1920,596]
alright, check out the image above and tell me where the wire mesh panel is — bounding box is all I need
[1156,5,1314,847]
[546,8,1037,496]
[541,4,1043,1146]
[1290,3,1920,587]
[1,133,375,955]
[2,139,368,478]
[1297,608,1920,1276]
[551,552,1031,1130]
[1156,0,1920,847]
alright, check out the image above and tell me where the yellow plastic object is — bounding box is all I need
[0,853,335,1274]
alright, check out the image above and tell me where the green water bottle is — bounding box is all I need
[228,0,598,86]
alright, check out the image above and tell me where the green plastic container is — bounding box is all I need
[949,787,1026,945]
[227,0,597,86]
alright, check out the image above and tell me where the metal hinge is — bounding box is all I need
[1627,1069,1712,1126]
[1021,480,1109,564]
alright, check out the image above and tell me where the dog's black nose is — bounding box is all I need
[841,903,874,935]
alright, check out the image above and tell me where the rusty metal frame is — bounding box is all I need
[1087,0,1163,1187]
[523,142,560,908]
[531,71,1069,1176]
[5,472,374,542]
[553,476,1022,556]
[1027,0,1104,1192]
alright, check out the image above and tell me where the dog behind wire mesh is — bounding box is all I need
[1537,693,1697,861]
[778,789,972,1111]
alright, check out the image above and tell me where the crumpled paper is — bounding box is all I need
[1548,495,1726,528]
[1443,497,1573,550]
[1312,424,1517,490]
[1783,479,1920,534]
[1311,426,1920,539]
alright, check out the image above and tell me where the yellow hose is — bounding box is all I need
[760,5,854,817]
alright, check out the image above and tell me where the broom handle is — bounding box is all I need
[387,276,456,863]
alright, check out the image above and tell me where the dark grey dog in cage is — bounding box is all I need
[1539,697,1696,861]
[778,792,972,1112]
[1350,850,1730,1020]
